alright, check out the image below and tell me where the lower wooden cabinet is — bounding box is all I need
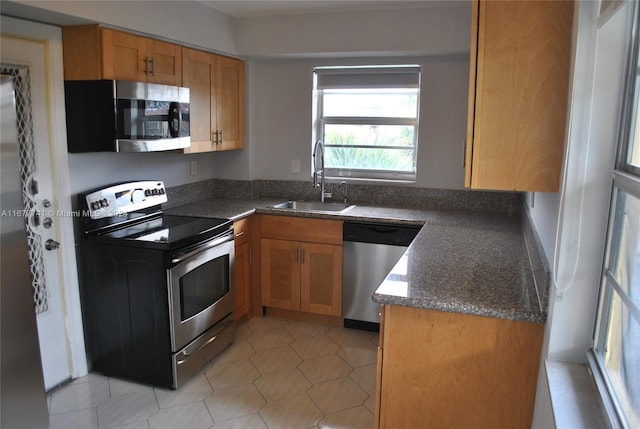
[375,305,544,429]
[233,217,251,321]
[260,215,343,317]
[261,239,342,316]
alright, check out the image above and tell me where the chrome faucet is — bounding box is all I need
[338,181,348,204]
[313,140,331,202]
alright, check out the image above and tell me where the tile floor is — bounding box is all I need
[47,316,379,429]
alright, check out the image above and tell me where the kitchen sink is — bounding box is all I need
[270,200,355,213]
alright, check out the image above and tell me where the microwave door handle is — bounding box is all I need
[169,102,180,138]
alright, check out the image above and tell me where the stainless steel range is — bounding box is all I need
[77,181,235,389]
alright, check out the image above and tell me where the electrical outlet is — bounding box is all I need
[190,160,198,176]
[291,159,301,174]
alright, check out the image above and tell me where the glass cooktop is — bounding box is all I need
[99,215,231,248]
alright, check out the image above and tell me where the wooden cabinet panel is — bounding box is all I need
[63,25,182,85]
[376,305,544,428]
[181,49,244,153]
[233,217,252,321]
[182,48,216,152]
[146,39,182,85]
[234,241,250,321]
[466,0,573,192]
[260,217,343,317]
[101,28,147,82]
[62,25,102,80]
[300,243,342,316]
[261,239,300,311]
[260,215,342,245]
[216,56,244,151]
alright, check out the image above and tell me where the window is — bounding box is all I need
[589,3,640,427]
[313,65,420,181]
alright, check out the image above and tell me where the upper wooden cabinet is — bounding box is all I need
[62,25,182,85]
[465,0,573,192]
[182,47,244,153]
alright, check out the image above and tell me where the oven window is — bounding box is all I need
[179,254,229,321]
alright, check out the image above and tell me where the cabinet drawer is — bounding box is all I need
[233,217,251,245]
[260,215,342,245]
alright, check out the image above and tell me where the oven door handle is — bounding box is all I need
[171,233,233,264]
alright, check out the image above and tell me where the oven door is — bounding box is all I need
[168,232,235,352]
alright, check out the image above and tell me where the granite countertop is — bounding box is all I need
[165,197,545,324]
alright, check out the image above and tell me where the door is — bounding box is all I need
[300,242,343,316]
[261,238,301,310]
[1,16,87,389]
[216,56,244,150]
[182,47,216,152]
[146,38,182,85]
[101,28,148,82]
[1,75,50,429]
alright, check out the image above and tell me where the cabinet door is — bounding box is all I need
[466,0,572,192]
[261,239,300,311]
[101,28,147,82]
[300,243,342,316]
[234,241,251,321]
[182,48,216,153]
[215,56,244,151]
[146,39,182,85]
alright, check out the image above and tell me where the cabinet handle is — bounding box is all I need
[235,231,245,238]
[294,248,299,263]
[248,248,252,265]
[301,248,305,264]
[219,130,223,144]
[463,139,467,168]
[144,57,149,75]
[149,57,155,76]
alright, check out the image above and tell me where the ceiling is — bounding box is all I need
[199,0,460,18]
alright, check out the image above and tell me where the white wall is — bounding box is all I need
[236,4,471,58]
[67,152,216,195]
[6,0,238,55]
[217,2,472,185]
[214,55,470,188]
[525,192,560,260]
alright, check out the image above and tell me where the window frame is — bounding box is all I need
[588,1,640,427]
[313,66,421,182]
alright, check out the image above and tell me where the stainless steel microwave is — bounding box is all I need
[64,80,190,153]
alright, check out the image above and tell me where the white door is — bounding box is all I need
[1,17,87,390]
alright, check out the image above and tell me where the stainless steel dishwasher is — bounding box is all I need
[343,222,420,330]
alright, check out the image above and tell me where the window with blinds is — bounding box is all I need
[313,65,421,182]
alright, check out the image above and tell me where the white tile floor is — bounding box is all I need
[47,316,379,429]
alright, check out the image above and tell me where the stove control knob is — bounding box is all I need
[100,199,108,207]
[144,189,152,197]
[91,201,100,210]
[159,188,165,195]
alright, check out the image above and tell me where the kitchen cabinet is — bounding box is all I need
[374,305,544,429]
[62,25,182,85]
[182,47,244,153]
[465,0,573,192]
[260,215,342,316]
[233,217,252,321]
